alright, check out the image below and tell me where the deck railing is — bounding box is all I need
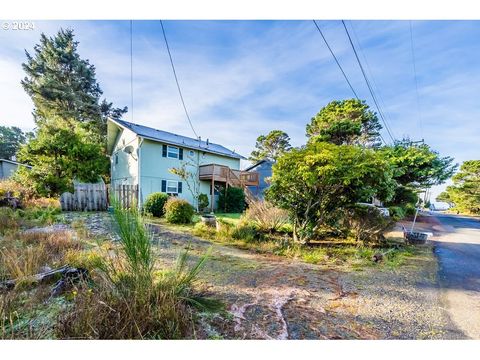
[199,164,259,186]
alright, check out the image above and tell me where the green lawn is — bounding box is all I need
[213,212,243,225]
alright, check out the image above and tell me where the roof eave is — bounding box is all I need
[140,134,245,160]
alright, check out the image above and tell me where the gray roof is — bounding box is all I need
[112,118,245,160]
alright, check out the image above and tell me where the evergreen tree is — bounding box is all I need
[15,117,109,197]
[437,160,480,214]
[249,130,292,162]
[306,99,382,146]
[17,28,125,195]
[21,28,126,135]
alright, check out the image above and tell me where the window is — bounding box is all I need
[162,180,183,194]
[167,180,178,193]
[167,145,179,159]
[115,154,118,164]
[188,150,194,157]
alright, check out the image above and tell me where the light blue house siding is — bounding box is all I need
[139,139,240,208]
[108,118,243,210]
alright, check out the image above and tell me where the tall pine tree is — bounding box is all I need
[21,28,126,135]
[17,28,126,195]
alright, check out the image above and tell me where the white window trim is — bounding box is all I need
[167,145,179,159]
[167,180,179,194]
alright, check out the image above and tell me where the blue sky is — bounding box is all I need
[1,20,479,201]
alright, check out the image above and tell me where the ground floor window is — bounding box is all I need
[167,180,178,193]
[161,179,183,195]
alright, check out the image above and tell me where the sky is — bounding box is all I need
[1,20,479,204]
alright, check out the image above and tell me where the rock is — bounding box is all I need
[372,253,384,263]
[200,214,217,227]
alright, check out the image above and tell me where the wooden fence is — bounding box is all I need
[60,181,108,211]
[60,182,138,211]
[111,184,139,209]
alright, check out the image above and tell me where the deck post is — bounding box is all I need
[211,165,215,213]
[225,169,229,212]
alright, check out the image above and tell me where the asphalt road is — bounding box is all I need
[431,212,480,339]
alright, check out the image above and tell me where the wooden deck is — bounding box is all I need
[199,164,259,186]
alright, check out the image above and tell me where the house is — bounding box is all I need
[0,159,31,180]
[245,159,274,199]
[107,118,259,211]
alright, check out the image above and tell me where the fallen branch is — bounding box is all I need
[0,266,89,295]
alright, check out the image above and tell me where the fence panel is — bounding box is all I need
[60,181,108,211]
[111,184,138,209]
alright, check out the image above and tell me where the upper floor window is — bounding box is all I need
[167,145,179,159]
[162,144,183,160]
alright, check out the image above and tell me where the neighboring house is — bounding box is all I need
[0,159,31,180]
[107,118,259,211]
[245,159,274,199]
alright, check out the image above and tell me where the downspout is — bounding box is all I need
[137,137,144,211]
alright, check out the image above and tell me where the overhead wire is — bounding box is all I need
[312,20,386,146]
[160,20,199,139]
[341,20,396,144]
[349,21,397,140]
[312,20,359,99]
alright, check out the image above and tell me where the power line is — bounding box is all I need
[409,20,423,140]
[130,20,134,122]
[312,20,359,99]
[341,20,396,144]
[349,21,396,140]
[160,20,199,139]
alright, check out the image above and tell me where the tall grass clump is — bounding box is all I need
[110,200,154,287]
[57,200,215,339]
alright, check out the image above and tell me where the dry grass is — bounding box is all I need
[0,207,21,235]
[20,230,81,255]
[0,230,82,281]
[244,200,289,233]
[23,198,60,209]
[55,204,216,339]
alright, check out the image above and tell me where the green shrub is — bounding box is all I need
[388,206,406,221]
[231,223,261,242]
[404,203,417,216]
[347,205,395,244]
[218,187,245,213]
[144,192,169,217]
[214,219,233,241]
[197,193,209,213]
[165,198,194,224]
[21,206,61,225]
